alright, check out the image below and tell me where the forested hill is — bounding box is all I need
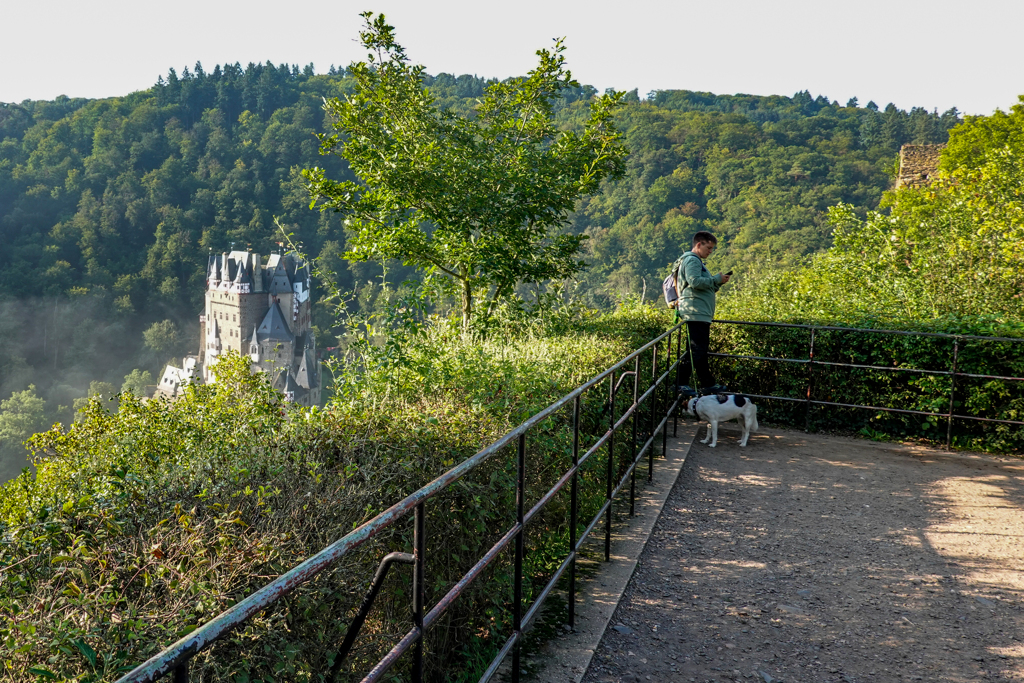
[0,64,959,310]
[0,63,959,477]
[571,89,958,301]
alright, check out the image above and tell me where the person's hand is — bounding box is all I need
[719,272,731,283]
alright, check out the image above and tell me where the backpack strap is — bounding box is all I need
[677,252,699,290]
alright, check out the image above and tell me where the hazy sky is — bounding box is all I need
[3,0,1021,115]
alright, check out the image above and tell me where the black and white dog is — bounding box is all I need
[686,394,759,448]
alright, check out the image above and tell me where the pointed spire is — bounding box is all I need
[269,258,292,294]
[296,349,312,388]
[256,301,294,342]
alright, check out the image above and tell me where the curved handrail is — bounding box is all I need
[115,323,684,683]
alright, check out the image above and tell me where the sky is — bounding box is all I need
[3,0,1022,115]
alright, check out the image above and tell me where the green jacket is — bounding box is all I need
[675,251,722,323]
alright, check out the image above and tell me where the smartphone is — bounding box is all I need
[726,270,733,276]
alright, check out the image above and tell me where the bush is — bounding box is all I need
[709,318,1024,454]
[0,304,670,683]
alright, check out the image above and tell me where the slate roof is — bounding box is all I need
[256,301,294,343]
[268,259,292,294]
[233,260,252,286]
[295,349,318,389]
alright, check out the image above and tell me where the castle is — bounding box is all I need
[156,250,322,406]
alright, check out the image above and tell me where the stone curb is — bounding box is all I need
[530,423,699,682]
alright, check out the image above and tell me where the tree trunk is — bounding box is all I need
[461,270,473,331]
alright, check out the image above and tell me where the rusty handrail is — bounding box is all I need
[710,319,1024,446]
[116,323,686,683]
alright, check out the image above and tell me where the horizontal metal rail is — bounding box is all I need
[715,318,1024,343]
[711,319,1024,448]
[117,324,686,683]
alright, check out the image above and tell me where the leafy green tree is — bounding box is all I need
[72,381,119,416]
[943,96,1024,171]
[304,13,628,327]
[143,319,182,357]
[0,385,48,453]
[122,369,155,396]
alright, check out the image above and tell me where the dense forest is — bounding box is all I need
[0,61,960,480]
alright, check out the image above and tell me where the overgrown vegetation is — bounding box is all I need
[0,302,668,682]
[712,103,1024,452]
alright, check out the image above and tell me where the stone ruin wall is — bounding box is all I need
[895,144,946,189]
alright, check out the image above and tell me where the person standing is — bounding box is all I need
[676,231,730,394]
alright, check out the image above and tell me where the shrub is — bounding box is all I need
[0,304,670,683]
[709,318,1024,454]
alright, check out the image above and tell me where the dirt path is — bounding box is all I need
[581,425,1024,683]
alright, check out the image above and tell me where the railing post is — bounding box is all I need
[947,338,960,450]
[661,333,669,464]
[805,327,816,432]
[605,373,616,562]
[413,503,425,683]
[173,663,188,683]
[569,396,580,629]
[650,341,658,482]
[630,356,639,516]
[673,326,681,437]
[512,433,526,681]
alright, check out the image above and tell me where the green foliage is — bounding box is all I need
[942,95,1024,171]
[0,385,47,449]
[572,94,959,305]
[0,50,963,427]
[71,381,119,417]
[0,385,48,482]
[711,104,1024,453]
[304,13,627,327]
[120,369,154,396]
[711,323,1024,454]
[0,306,668,682]
[141,319,182,357]
[718,146,1024,326]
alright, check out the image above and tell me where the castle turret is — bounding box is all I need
[252,253,263,293]
[249,326,260,361]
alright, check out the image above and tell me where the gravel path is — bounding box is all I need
[581,425,1024,683]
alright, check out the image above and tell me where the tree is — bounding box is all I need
[303,13,628,328]
[122,369,155,396]
[143,319,182,357]
[73,381,119,416]
[943,96,1024,171]
[0,385,48,453]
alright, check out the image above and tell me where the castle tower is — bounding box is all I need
[895,144,946,189]
[186,250,321,405]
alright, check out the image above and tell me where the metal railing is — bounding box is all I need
[116,324,687,683]
[709,319,1024,448]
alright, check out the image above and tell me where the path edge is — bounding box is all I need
[530,423,698,682]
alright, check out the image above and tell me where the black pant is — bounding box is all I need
[680,321,715,389]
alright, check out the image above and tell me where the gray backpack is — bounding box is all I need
[662,256,687,308]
